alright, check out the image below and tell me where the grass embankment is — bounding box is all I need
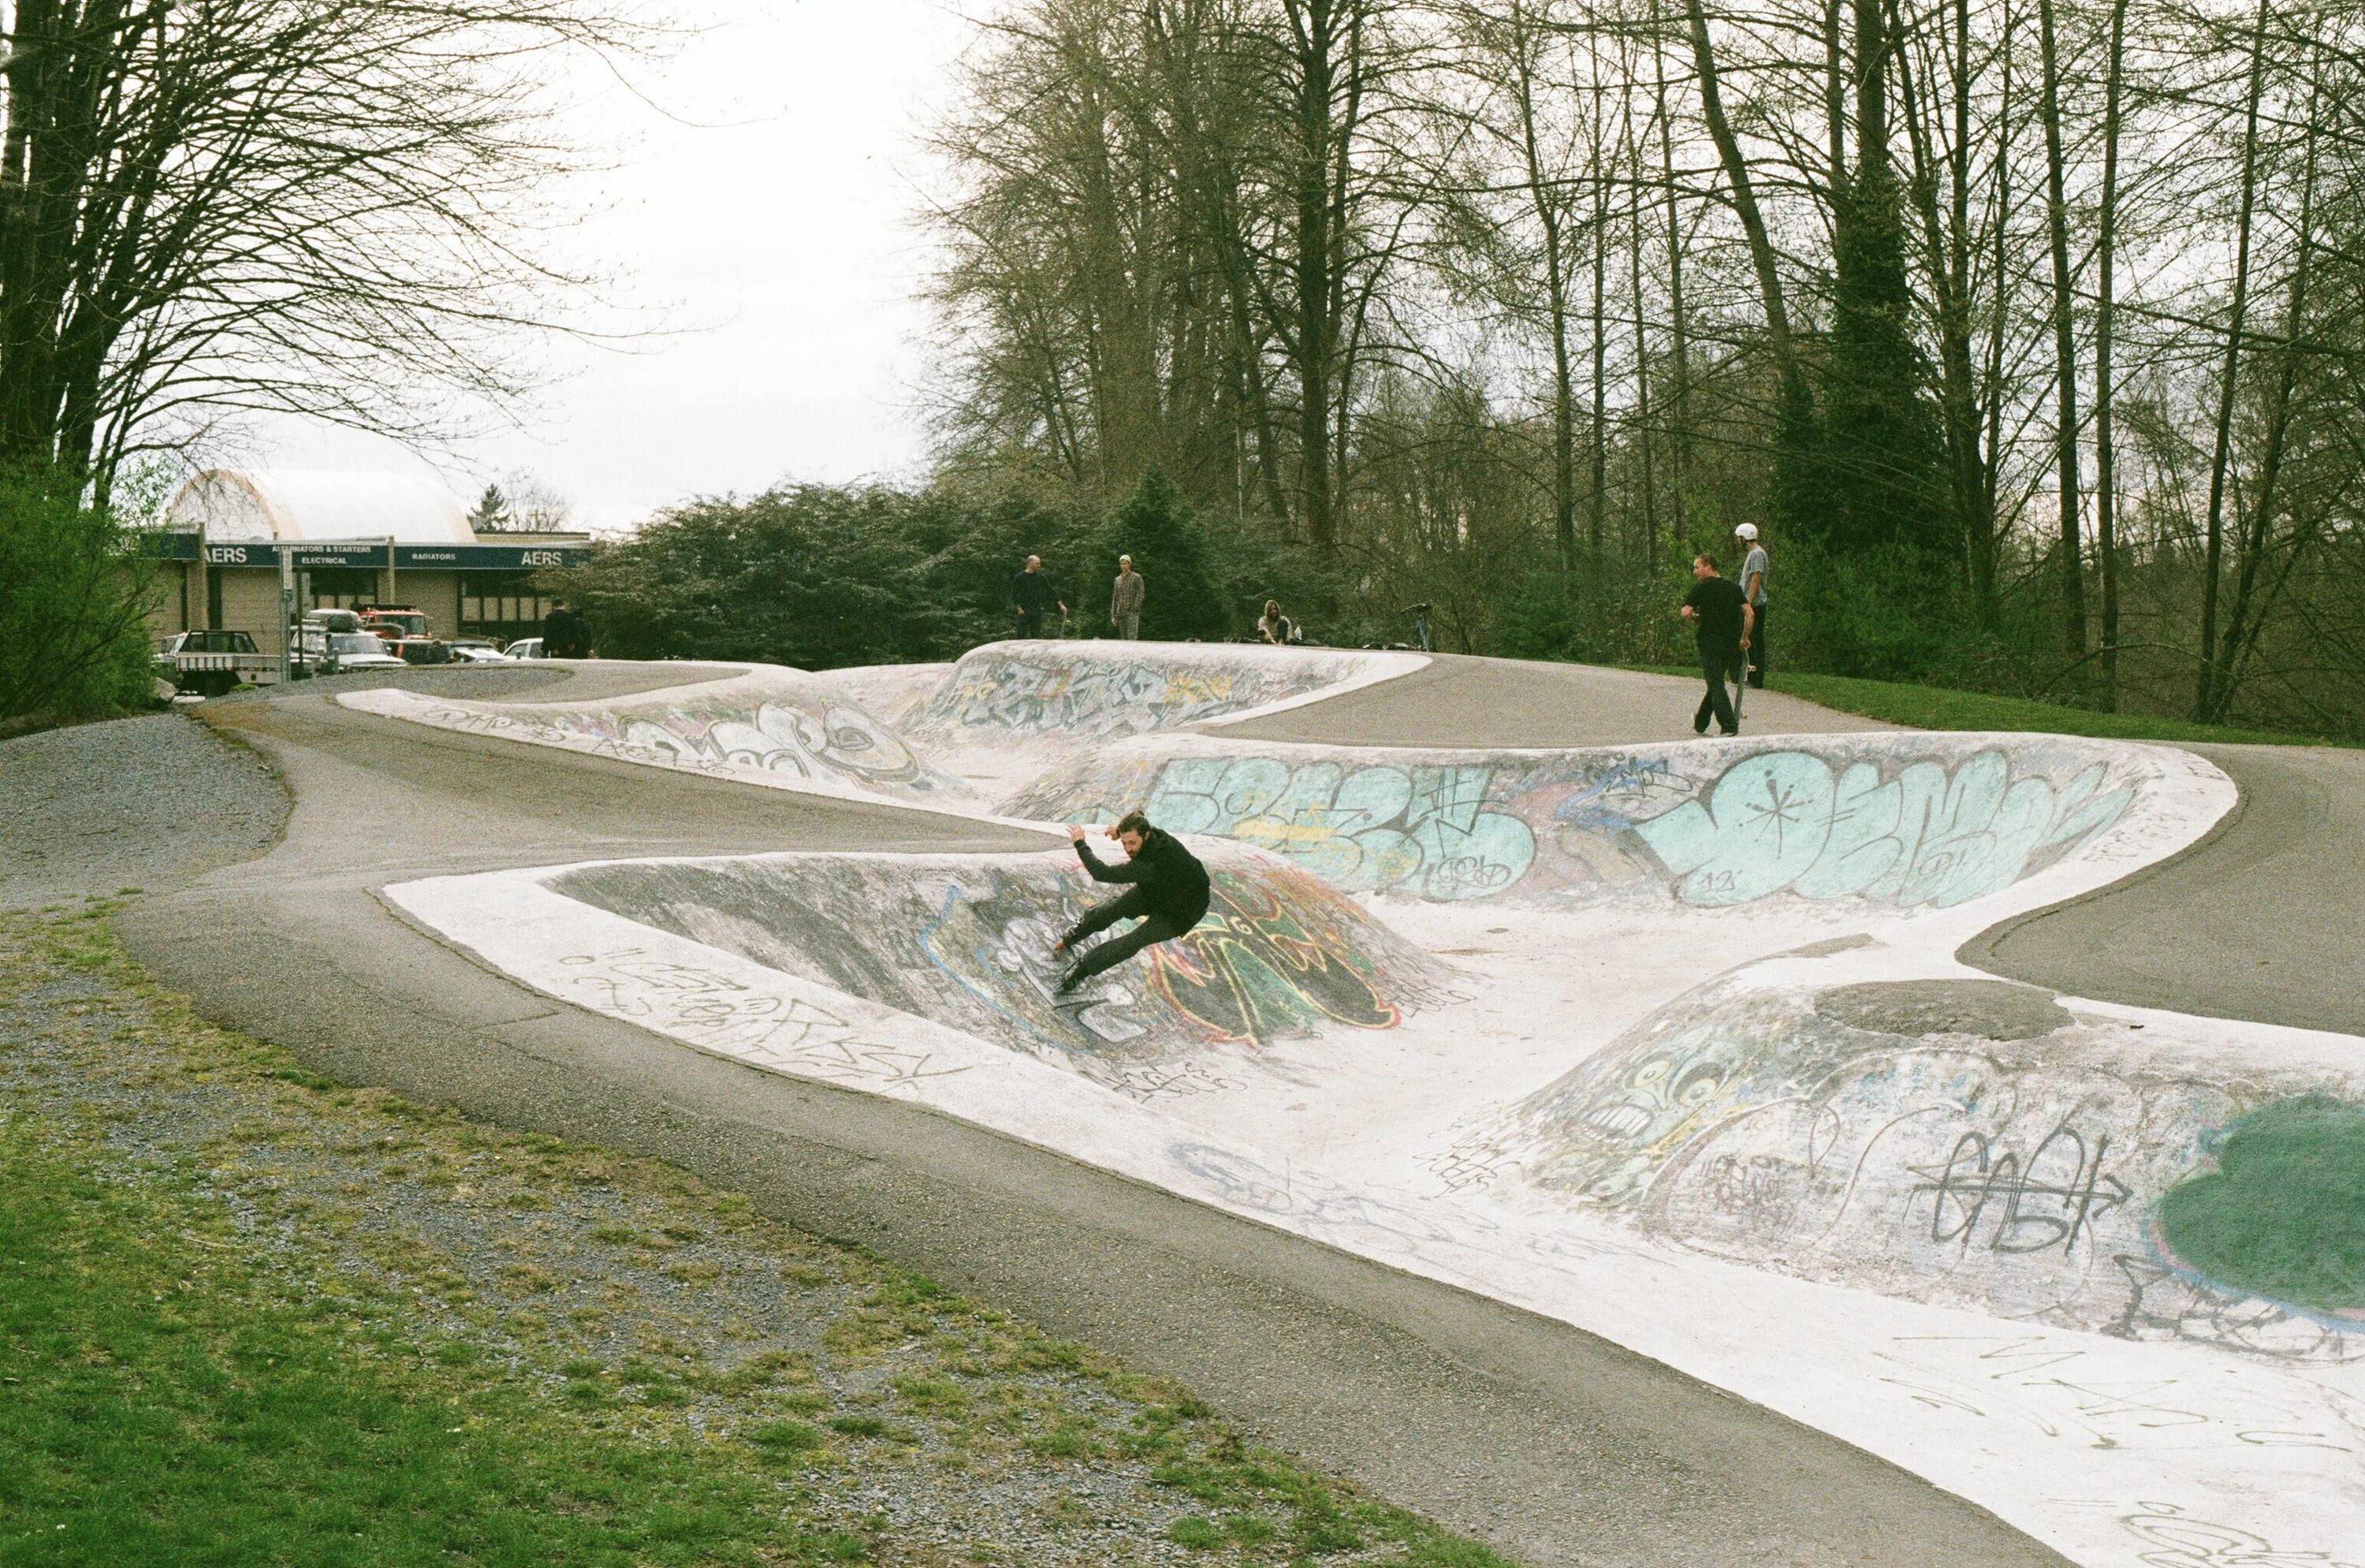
[1631,664,2353,747]
[0,904,1510,1568]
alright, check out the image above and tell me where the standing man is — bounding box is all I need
[1110,554,1146,640]
[1678,553,1753,736]
[1050,812,1212,994]
[1011,555,1066,640]
[542,597,591,659]
[1735,523,1770,687]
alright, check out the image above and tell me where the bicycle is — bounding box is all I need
[1403,602,1433,653]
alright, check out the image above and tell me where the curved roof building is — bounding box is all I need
[166,467,476,546]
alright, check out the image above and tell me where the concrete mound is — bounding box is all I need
[1010,730,2199,912]
[1453,975,2365,1358]
[340,664,963,806]
[548,842,1455,1102]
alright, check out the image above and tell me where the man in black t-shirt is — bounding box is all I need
[1678,553,1754,736]
[1011,555,1067,639]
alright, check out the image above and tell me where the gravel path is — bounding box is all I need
[0,908,1485,1566]
[0,713,287,912]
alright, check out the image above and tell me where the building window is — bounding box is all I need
[307,567,380,609]
[460,571,549,642]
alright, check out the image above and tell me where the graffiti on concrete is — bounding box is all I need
[1019,742,2141,911]
[916,862,1439,1064]
[1143,756,1536,900]
[2114,1503,2363,1568]
[923,654,1300,740]
[551,849,1451,1102]
[613,701,926,788]
[1148,868,1418,1042]
[364,691,939,798]
[1459,981,2359,1359]
[550,945,967,1093]
[1633,750,2133,908]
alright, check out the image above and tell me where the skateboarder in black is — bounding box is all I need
[1052,811,1212,993]
[1679,553,1754,736]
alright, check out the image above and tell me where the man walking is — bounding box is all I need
[1051,811,1212,994]
[1679,553,1753,736]
[1110,554,1146,639]
[1011,555,1066,640]
[1735,523,1770,687]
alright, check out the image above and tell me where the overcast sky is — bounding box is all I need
[257,1,974,532]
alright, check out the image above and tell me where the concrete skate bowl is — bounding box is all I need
[1006,730,2224,916]
[338,663,964,806]
[903,642,1426,750]
[547,843,1458,1102]
[1447,974,2365,1362]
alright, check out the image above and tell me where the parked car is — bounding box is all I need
[154,629,275,697]
[502,637,545,660]
[316,631,408,674]
[447,642,512,664]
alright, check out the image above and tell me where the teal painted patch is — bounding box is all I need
[2152,1096,2365,1322]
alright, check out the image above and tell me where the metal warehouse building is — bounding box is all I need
[147,468,593,655]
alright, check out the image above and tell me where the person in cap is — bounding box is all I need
[1050,811,1212,994]
[1110,554,1146,639]
[1734,523,1770,688]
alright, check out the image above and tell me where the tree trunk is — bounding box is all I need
[2094,0,2128,709]
[2194,0,2272,724]
[2035,0,2088,676]
[1507,0,1577,579]
[2210,39,2322,722]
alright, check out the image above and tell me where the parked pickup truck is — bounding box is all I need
[155,630,277,697]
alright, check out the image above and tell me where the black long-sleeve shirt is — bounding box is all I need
[1074,829,1212,930]
[1011,569,1058,615]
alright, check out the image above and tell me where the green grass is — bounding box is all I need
[0,1097,844,1567]
[1629,665,2354,747]
[0,904,1521,1567]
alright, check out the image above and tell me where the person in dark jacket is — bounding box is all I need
[1051,810,1212,993]
[542,598,593,659]
[1011,554,1067,639]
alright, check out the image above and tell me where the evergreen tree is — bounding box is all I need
[1098,471,1229,641]
[1819,165,1949,566]
[468,483,512,534]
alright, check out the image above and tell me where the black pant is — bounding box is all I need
[1746,603,1767,687]
[1062,886,1186,981]
[1696,643,1743,733]
[1015,607,1047,639]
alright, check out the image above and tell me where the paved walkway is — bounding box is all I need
[93,671,2068,1568]
[1967,742,2365,1039]
[1226,654,1894,747]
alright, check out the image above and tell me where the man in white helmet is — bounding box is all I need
[1734,523,1770,688]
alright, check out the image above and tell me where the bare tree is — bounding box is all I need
[0,1,645,492]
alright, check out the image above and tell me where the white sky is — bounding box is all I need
[255,1,975,533]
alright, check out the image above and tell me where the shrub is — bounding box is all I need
[0,467,159,728]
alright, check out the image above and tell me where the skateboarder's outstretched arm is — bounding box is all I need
[1068,825,1145,884]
